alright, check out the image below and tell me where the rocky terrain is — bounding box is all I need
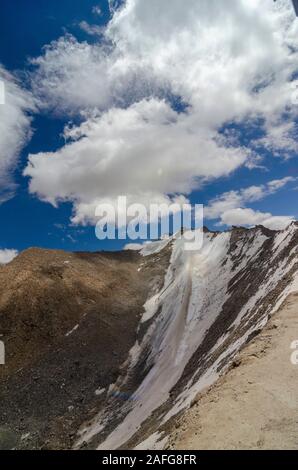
[168,290,298,450]
[0,247,170,449]
[0,223,297,450]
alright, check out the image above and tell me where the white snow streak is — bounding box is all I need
[76,223,297,450]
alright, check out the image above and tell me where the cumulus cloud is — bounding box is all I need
[24,99,249,224]
[25,0,298,224]
[205,176,296,219]
[30,1,298,117]
[78,21,103,37]
[0,66,35,202]
[206,177,296,229]
[259,215,295,230]
[253,120,298,158]
[0,249,18,264]
[220,208,293,230]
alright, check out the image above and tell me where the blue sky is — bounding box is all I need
[0,0,113,252]
[0,0,297,256]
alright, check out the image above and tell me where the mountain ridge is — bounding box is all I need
[0,223,297,449]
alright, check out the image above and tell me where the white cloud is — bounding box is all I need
[259,215,294,230]
[30,0,298,118]
[220,208,271,226]
[0,249,18,264]
[92,5,102,16]
[267,176,296,191]
[253,120,298,158]
[206,177,296,229]
[0,66,35,202]
[219,207,293,230]
[25,0,298,224]
[205,176,296,220]
[79,21,103,37]
[24,99,248,224]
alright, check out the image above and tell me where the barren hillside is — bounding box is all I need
[0,223,297,450]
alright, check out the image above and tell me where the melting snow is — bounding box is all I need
[65,324,79,337]
[76,224,298,450]
[134,432,168,450]
[140,239,171,256]
[96,232,232,449]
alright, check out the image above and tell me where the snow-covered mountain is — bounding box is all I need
[0,223,297,450]
[77,222,298,450]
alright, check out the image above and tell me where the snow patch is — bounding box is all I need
[65,324,79,337]
[134,432,168,450]
[76,224,298,450]
[141,239,171,256]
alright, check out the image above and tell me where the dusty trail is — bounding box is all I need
[169,292,298,450]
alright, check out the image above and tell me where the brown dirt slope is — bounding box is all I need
[0,247,170,449]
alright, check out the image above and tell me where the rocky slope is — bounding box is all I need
[0,247,170,449]
[168,290,298,450]
[0,223,297,449]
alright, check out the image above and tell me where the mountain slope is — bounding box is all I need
[0,223,297,450]
[168,291,298,450]
[76,223,298,450]
[0,247,170,449]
